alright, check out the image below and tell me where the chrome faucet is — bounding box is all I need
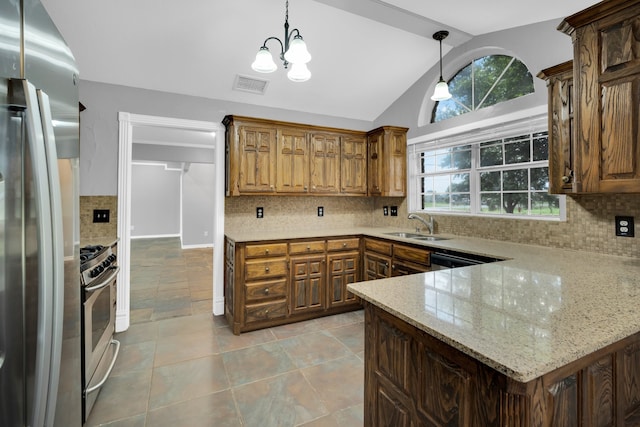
[408,213,434,235]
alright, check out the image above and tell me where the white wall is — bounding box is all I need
[130,163,181,237]
[181,163,215,247]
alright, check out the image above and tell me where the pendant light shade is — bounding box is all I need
[431,30,452,102]
[287,62,311,82]
[251,0,312,82]
[252,47,278,73]
[283,35,311,64]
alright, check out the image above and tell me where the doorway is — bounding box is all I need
[116,113,225,332]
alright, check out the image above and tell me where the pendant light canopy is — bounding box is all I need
[251,0,311,82]
[431,30,452,101]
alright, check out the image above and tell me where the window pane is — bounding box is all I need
[503,169,528,191]
[422,193,434,209]
[421,153,436,173]
[503,193,527,214]
[504,140,530,164]
[433,175,450,193]
[452,149,471,169]
[436,152,453,171]
[448,62,472,111]
[531,192,559,216]
[480,144,503,166]
[530,167,549,191]
[533,133,548,161]
[480,171,501,191]
[480,194,501,213]
[451,173,470,192]
[451,194,471,211]
[434,193,450,209]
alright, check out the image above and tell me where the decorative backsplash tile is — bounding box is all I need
[80,196,118,245]
[225,193,640,259]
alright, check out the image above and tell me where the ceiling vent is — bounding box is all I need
[233,74,269,95]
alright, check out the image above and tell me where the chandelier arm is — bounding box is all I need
[261,36,285,55]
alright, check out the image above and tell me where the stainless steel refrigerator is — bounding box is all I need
[0,0,81,426]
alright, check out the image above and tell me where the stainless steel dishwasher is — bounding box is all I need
[430,249,502,270]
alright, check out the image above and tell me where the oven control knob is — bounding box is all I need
[102,260,110,268]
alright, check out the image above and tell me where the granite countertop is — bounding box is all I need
[226,226,640,383]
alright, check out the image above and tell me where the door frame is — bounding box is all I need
[116,112,225,332]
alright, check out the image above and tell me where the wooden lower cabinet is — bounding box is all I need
[364,237,431,279]
[225,236,362,334]
[364,302,640,427]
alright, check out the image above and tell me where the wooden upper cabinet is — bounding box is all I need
[340,135,367,195]
[276,127,309,193]
[224,115,401,196]
[309,133,340,194]
[558,0,640,193]
[367,126,408,197]
[538,61,576,194]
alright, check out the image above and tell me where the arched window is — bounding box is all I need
[432,55,534,123]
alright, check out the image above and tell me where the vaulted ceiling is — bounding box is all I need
[41,0,596,123]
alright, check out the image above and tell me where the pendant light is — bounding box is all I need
[431,30,452,101]
[251,0,312,82]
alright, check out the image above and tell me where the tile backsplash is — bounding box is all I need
[80,196,118,245]
[225,193,640,259]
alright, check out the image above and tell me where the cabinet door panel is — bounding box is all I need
[341,135,367,194]
[276,128,309,193]
[290,256,325,313]
[310,134,340,193]
[238,125,276,193]
[327,251,360,307]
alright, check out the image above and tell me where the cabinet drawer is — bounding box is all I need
[245,279,287,302]
[245,258,288,280]
[245,242,287,258]
[289,240,325,255]
[364,238,392,256]
[327,238,360,252]
[393,245,430,265]
[245,300,288,323]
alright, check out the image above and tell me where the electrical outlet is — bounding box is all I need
[93,209,109,223]
[317,206,324,217]
[256,207,264,218]
[383,206,389,216]
[390,206,398,216]
[615,216,634,237]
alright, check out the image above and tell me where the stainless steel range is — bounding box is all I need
[80,242,120,422]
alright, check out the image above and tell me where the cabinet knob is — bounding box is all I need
[562,175,570,183]
[392,264,396,269]
[306,245,311,250]
[304,186,308,190]
[264,288,270,295]
[265,309,269,315]
[265,249,270,254]
[342,243,347,248]
[265,267,270,272]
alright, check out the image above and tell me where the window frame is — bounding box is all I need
[408,115,566,221]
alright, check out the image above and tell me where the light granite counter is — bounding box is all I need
[226,226,640,383]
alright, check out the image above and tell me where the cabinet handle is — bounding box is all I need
[265,267,270,272]
[342,243,347,248]
[392,264,396,269]
[306,245,311,251]
[304,186,308,190]
[264,288,270,295]
[265,249,269,254]
[562,175,570,183]
[385,262,389,267]
[265,309,269,316]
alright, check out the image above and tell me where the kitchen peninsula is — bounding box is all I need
[347,233,640,426]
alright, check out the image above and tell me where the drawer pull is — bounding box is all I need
[265,267,270,272]
[306,245,311,251]
[265,309,269,315]
[342,243,347,248]
[265,249,270,254]
[264,288,270,295]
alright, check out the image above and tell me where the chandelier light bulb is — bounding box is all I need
[287,62,311,82]
[431,78,452,101]
[284,35,311,64]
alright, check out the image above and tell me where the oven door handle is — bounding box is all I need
[85,339,120,394]
[85,266,120,293]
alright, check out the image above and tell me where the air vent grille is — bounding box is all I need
[233,75,269,94]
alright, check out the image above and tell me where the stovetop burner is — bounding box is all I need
[80,245,106,263]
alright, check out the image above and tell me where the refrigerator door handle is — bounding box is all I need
[37,88,65,427]
[11,79,59,427]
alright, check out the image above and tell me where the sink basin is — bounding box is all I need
[384,232,449,241]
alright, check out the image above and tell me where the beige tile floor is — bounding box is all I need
[84,237,365,427]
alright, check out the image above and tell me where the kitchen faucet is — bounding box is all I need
[408,213,434,235]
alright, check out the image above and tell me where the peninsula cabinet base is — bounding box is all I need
[363,303,640,427]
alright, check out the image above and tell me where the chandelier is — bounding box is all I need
[251,0,312,82]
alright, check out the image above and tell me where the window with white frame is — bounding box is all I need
[409,118,565,219]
